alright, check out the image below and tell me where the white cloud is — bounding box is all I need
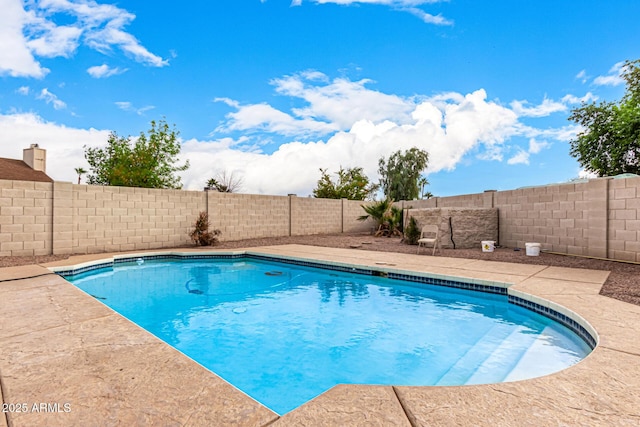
[577,168,598,180]
[115,101,132,110]
[0,0,166,78]
[561,92,598,105]
[593,61,625,87]
[189,71,590,195]
[214,97,240,109]
[402,7,453,25]
[37,88,67,110]
[196,73,584,194]
[575,69,588,83]
[115,101,155,116]
[85,26,167,67]
[510,97,567,117]
[522,124,580,143]
[216,102,339,137]
[196,79,530,195]
[272,72,415,129]
[184,88,520,194]
[217,72,417,139]
[506,138,550,166]
[24,15,82,58]
[594,75,624,87]
[1,72,573,197]
[507,149,529,165]
[528,138,550,154]
[509,92,600,118]
[17,86,31,95]
[87,64,126,78]
[0,112,109,181]
[0,0,48,77]
[290,1,452,25]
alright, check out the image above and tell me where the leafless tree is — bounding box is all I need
[206,170,244,193]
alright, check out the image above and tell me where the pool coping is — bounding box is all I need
[2,245,639,426]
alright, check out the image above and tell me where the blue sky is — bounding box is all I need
[1,0,639,197]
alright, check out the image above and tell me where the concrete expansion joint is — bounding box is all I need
[521,269,545,284]
[260,415,281,426]
[535,265,554,277]
[0,272,57,283]
[392,386,417,427]
[600,345,640,358]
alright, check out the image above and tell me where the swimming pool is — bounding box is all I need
[63,256,593,415]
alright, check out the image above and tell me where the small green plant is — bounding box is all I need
[404,216,420,245]
[190,211,221,246]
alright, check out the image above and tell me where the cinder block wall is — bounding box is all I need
[608,176,640,261]
[428,192,493,209]
[491,182,593,255]
[291,197,342,235]
[2,175,640,261]
[207,192,290,241]
[56,184,205,254]
[343,199,375,233]
[1,181,379,256]
[0,180,53,256]
[425,176,640,261]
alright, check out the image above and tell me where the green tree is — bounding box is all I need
[84,119,189,189]
[312,167,379,200]
[569,59,640,176]
[378,147,429,201]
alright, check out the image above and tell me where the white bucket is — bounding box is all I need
[481,241,495,253]
[525,242,541,256]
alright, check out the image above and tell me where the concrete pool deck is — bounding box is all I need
[0,244,638,426]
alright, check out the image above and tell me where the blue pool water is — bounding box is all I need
[66,258,592,415]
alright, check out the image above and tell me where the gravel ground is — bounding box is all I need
[2,232,639,306]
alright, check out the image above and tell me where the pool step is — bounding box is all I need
[464,327,537,385]
[435,322,517,386]
[502,324,579,382]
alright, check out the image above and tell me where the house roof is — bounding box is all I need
[0,158,53,183]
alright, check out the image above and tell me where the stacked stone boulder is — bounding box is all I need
[407,207,498,249]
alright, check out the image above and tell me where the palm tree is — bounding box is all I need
[418,176,429,199]
[358,199,402,237]
[75,167,87,185]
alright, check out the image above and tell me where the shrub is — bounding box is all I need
[404,216,420,245]
[190,211,221,246]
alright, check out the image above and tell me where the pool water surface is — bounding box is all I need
[65,258,592,415]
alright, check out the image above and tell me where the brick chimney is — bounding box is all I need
[23,144,46,173]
